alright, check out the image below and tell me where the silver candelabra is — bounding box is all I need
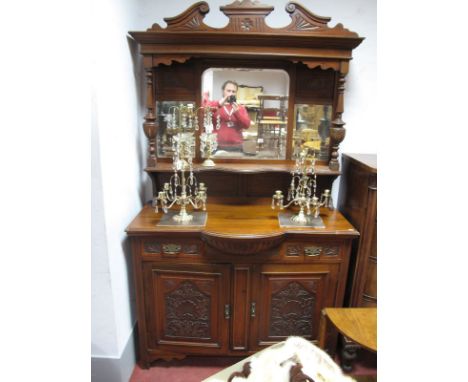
[271,149,333,225]
[153,104,208,224]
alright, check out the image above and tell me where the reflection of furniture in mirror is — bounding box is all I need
[157,100,196,157]
[293,104,332,160]
[237,84,263,156]
[127,0,365,368]
[237,85,263,108]
[257,95,288,158]
[202,67,289,159]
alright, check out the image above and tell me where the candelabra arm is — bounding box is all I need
[282,199,296,209]
[166,198,178,210]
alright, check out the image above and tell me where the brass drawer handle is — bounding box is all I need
[304,247,321,257]
[162,244,181,255]
[250,302,256,317]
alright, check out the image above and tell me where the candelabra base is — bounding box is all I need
[202,158,216,167]
[157,211,207,227]
[277,212,325,228]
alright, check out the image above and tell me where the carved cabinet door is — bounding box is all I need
[143,263,230,354]
[249,263,339,351]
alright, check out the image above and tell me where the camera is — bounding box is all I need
[227,95,237,104]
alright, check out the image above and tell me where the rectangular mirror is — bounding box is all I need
[157,100,196,158]
[201,68,289,159]
[292,104,332,161]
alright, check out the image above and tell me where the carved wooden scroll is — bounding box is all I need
[146,0,360,37]
[148,2,211,32]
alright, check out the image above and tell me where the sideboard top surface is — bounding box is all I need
[126,197,359,238]
[342,154,377,173]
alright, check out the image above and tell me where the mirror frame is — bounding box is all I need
[129,0,364,170]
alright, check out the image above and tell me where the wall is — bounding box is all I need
[208,68,289,102]
[91,0,147,380]
[91,0,375,380]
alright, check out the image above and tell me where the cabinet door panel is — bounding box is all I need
[143,263,230,354]
[250,264,339,350]
[231,266,251,351]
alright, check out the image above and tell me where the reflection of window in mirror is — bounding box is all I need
[201,68,289,159]
[293,104,332,161]
[157,101,196,157]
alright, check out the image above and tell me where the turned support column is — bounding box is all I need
[340,336,360,372]
[143,67,158,167]
[329,73,346,171]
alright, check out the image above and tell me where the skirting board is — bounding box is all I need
[91,325,136,382]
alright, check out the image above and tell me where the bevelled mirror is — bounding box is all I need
[157,100,197,157]
[292,104,332,161]
[201,68,289,159]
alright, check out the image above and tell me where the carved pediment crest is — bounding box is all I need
[148,2,211,32]
[145,0,360,36]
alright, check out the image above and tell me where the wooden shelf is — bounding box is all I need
[145,162,340,176]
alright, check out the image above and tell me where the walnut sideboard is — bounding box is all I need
[126,197,359,367]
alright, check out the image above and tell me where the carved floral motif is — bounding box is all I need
[286,245,302,256]
[269,281,315,337]
[304,246,321,257]
[323,246,339,256]
[165,281,211,338]
[144,242,161,253]
[241,18,254,31]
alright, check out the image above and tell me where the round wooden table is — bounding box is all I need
[318,307,377,371]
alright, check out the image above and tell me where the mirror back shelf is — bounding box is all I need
[129,0,364,173]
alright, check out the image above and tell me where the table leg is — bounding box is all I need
[341,336,360,372]
[318,308,328,349]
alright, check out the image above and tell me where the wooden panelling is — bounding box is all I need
[338,154,377,307]
[155,61,196,100]
[231,267,251,350]
[249,263,341,351]
[144,263,230,354]
[295,65,336,103]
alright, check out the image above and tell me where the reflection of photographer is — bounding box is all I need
[204,80,251,151]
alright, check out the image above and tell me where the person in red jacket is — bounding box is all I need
[203,80,251,151]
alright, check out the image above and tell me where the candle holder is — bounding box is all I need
[271,149,333,227]
[200,106,220,167]
[200,132,218,167]
[152,105,208,226]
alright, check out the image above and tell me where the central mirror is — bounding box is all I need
[201,68,289,159]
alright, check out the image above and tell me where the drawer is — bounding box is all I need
[142,239,203,258]
[281,242,343,262]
